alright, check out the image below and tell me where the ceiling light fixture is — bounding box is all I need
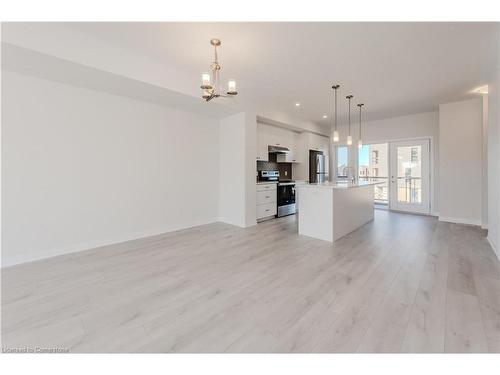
[357,103,364,149]
[472,85,488,94]
[200,39,237,102]
[331,85,340,143]
[346,95,354,146]
[323,115,328,119]
[295,102,301,107]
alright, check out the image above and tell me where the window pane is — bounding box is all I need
[358,143,388,204]
[397,146,422,203]
[337,146,348,179]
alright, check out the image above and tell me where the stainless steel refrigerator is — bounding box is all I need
[309,150,326,183]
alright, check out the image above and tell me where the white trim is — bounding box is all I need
[438,216,481,226]
[431,211,439,217]
[481,224,488,230]
[2,218,218,269]
[487,235,499,261]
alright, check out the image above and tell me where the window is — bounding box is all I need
[411,147,418,163]
[336,146,349,179]
[359,143,389,205]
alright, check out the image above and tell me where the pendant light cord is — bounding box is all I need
[346,95,353,135]
[357,103,364,140]
[359,105,361,139]
[334,87,338,132]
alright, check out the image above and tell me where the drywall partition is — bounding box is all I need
[218,112,257,227]
[439,98,483,226]
[487,25,500,260]
[482,95,488,229]
[2,71,220,267]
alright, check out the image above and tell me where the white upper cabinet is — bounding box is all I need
[256,129,269,161]
[256,123,301,163]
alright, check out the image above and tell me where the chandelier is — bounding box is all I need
[200,38,238,101]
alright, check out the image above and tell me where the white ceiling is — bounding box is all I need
[2,43,238,118]
[39,23,500,124]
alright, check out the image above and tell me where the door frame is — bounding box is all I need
[388,138,431,214]
[356,136,434,215]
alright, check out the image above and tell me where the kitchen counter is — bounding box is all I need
[256,181,278,185]
[297,181,380,242]
[300,181,383,189]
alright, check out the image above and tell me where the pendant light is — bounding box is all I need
[346,95,354,145]
[331,85,340,142]
[357,103,364,148]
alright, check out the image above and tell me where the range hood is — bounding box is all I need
[268,145,290,154]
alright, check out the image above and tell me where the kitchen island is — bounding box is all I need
[297,181,382,242]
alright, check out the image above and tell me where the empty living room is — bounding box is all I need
[1,1,500,374]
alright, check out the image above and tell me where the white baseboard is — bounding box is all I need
[438,216,481,226]
[2,218,218,268]
[217,217,246,228]
[431,211,439,217]
[488,236,500,262]
[217,217,257,228]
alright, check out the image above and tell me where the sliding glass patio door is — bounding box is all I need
[389,139,430,214]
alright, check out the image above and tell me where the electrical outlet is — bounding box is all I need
[285,171,288,176]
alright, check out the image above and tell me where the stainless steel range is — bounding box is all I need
[277,179,296,217]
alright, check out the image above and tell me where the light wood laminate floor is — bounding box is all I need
[2,211,499,353]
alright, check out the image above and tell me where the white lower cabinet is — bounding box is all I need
[256,183,277,221]
[257,203,276,220]
[257,190,275,205]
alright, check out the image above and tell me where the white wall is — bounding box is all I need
[334,111,440,213]
[2,72,220,267]
[219,112,257,228]
[439,98,483,226]
[487,24,500,259]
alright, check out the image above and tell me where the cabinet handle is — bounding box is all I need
[265,196,270,198]
[265,209,270,212]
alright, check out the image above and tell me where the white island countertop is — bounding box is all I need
[298,181,383,189]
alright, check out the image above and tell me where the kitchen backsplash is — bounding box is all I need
[256,153,292,179]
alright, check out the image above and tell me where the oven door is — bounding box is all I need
[277,184,296,206]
